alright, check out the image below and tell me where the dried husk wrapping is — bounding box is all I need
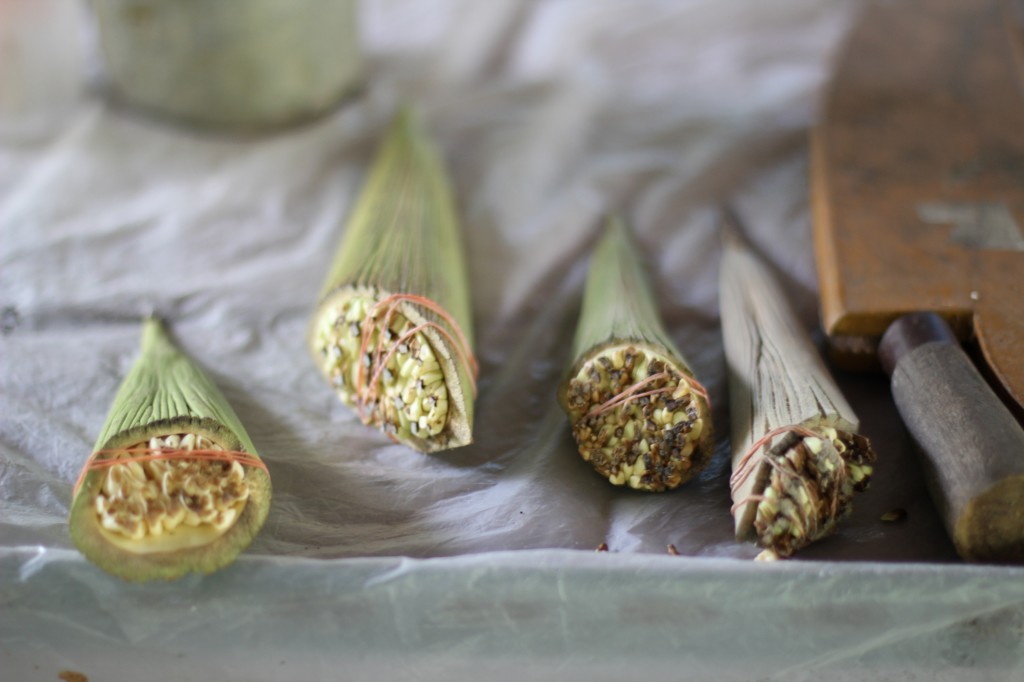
[720,212,874,558]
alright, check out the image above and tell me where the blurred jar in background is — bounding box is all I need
[0,0,87,141]
[92,0,362,130]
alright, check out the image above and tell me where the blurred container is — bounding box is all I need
[92,0,362,130]
[0,0,87,141]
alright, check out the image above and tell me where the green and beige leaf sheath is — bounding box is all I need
[69,318,271,582]
[310,110,477,453]
[558,217,714,492]
[720,214,874,559]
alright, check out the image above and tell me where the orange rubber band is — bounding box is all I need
[586,371,669,418]
[353,292,478,425]
[730,493,766,515]
[73,447,267,497]
[369,321,478,397]
[372,294,476,372]
[687,377,711,407]
[729,424,820,496]
[731,425,855,538]
[378,294,477,375]
[584,371,712,420]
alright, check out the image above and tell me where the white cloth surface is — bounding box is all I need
[2,1,1023,679]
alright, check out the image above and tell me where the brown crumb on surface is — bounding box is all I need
[58,671,88,682]
[595,542,609,552]
[880,508,907,523]
[666,544,680,556]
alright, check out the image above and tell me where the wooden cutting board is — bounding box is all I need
[812,0,1024,411]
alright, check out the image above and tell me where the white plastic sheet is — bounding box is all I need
[2,1,1023,679]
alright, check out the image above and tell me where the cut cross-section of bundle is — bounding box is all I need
[559,216,713,491]
[68,318,272,582]
[310,109,477,453]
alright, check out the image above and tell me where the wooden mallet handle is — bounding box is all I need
[880,313,1024,563]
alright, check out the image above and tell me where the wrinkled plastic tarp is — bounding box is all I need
[2,1,1023,680]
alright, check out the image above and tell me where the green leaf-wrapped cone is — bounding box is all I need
[69,318,272,582]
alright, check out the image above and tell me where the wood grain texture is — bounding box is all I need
[812,0,1024,407]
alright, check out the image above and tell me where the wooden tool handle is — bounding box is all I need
[880,313,1024,563]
